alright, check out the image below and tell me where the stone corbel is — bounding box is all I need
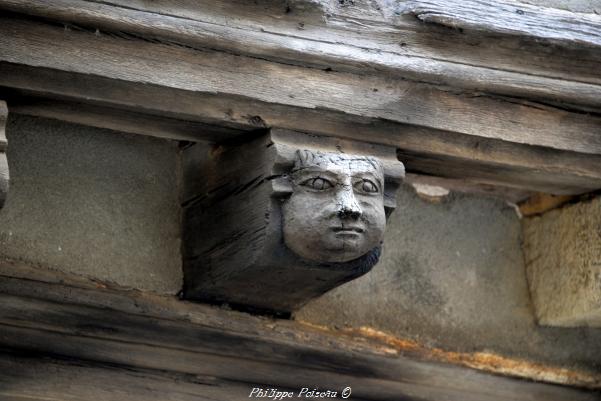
[0,101,8,209]
[182,129,404,315]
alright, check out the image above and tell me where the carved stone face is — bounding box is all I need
[282,150,386,263]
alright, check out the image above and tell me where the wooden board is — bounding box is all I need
[2,0,601,107]
[0,351,256,401]
[401,0,601,49]
[0,260,598,401]
[1,16,598,155]
[0,52,600,194]
[404,173,533,204]
[182,130,403,314]
[0,100,7,208]
[0,1,600,196]
[7,95,251,143]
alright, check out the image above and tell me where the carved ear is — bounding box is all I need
[0,101,8,210]
[383,161,405,217]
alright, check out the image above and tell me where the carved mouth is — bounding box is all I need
[332,226,365,234]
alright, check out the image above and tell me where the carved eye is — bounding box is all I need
[355,179,379,193]
[301,177,334,190]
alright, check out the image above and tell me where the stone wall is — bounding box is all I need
[297,187,601,372]
[0,116,182,293]
[1,115,599,373]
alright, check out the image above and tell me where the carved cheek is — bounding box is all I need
[360,199,386,233]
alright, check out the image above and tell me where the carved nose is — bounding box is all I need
[338,207,362,220]
[337,191,362,220]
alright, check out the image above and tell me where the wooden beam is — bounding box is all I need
[0,260,598,400]
[7,96,252,143]
[404,173,533,204]
[0,4,600,195]
[0,100,7,208]
[518,193,576,217]
[0,16,600,155]
[401,0,601,49]
[398,148,601,195]
[3,71,601,195]
[181,130,404,314]
[0,352,255,401]
[2,0,601,108]
[0,26,600,195]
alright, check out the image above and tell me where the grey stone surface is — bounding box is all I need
[0,115,182,294]
[296,186,601,372]
[524,197,601,327]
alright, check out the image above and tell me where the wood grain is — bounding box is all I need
[182,130,403,313]
[3,76,601,195]
[8,96,250,143]
[2,0,601,107]
[1,13,601,155]
[0,100,8,208]
[405,173,533,203]
[0,260,598,400]
[0,352,255,401]
[401,0,601,49]
[0,1,600,197]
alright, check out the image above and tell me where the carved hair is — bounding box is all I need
[292,149,383,172]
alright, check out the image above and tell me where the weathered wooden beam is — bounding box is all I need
[0,260,598,400]
[401,0,601,49]
[523,196,601,327]
[2,0,601,109]
[398,147,601,195]
[518,193,576,217]
[182,130,404,314]
[0,100,7,208]
[0,25,600,195]
[7,96,251,143]
[3,73,601,196]
[1,15,601,155]
[404,173,533,204]
[0,352,255,401]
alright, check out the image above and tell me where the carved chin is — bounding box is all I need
[283,229,379,263]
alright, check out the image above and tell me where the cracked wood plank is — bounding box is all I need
[1,0,601,109]
[0,16,600,155]
[0,352,255,401]
[4,72,601,196]
[7,97,251,143]
[0,100,7,208]
[401,0,601,49]
[1,7,601,193]
[0,260,598,400]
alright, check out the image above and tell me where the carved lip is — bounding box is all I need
[331,226,365,234]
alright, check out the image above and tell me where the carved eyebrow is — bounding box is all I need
[290,168,344,181]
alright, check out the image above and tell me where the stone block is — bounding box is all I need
[523,197,601,326]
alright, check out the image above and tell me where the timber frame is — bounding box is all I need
[0,101,7,208]
[0,260,599,401]
[1,1,601,399]
[181,129,404,314]
[0,0,600,197]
